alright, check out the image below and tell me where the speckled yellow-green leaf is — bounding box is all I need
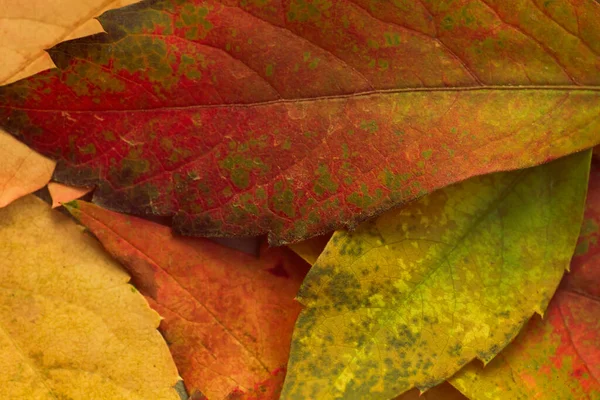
[449,151,600,400]
[281,150,592,400]
[0,196,180,399]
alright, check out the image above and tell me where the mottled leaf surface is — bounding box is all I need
[2,0,600,244]
[287,236,469,400]
[282,151,591,399]
[65,200,310,399]
[0,0,142,207]
[450,153,600,400]
[0,196,179,399]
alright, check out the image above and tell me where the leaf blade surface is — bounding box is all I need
[282,150,591,399]
[450,153,600,399]
[0,195,180,399]
[65,199,310,399]
[2,0,600,243]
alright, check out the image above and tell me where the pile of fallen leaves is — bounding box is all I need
[0,1,598,399]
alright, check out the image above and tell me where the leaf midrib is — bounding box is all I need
[4,85,600,114]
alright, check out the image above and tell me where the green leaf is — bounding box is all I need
[450,152,600,399]
[282,150,592,399]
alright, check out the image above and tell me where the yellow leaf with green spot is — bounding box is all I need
[282,150,592,400]
[449,152,600,399]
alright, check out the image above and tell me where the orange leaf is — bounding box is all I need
[64,200,310,399]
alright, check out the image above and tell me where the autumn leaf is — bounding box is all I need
[282,150,591,399]
[1,1,600,244]
[0,195,180,399]
[288,240,470,400]
[64,200,311,399]
[47,182,92,208]
[0,0,141,208]
[0,0,140,84]
[0,132,55,207]
[288,233,332,265]
[449,154,600,399]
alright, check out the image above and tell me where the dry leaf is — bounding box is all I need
[0,195,180,399]
[48,181,92,208]
[0,0,140,84]
[65,200,311,399]
[0,132,55,207]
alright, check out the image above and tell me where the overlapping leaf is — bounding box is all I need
[0,133,55,207]
[1,0,600,243]
[450,154,600,399]
[0,0,140,84]
[0,195,179,399]
[282,151,591,399]
[0,0,141,208]
[288,234,332,265]
[65,200,310,399]
[47,182,92,208]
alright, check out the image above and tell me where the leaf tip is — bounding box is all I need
[62,200,79,210]
[62,200,82,220]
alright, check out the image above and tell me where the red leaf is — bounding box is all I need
[3,0,600,243]
[64,200,310,399]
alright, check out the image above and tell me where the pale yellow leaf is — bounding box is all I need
[0,132,55,208]
[0,195,180,400]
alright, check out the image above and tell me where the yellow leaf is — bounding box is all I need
[0,132,55,208]
[282,151,591,399]
[0,195,180,399]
